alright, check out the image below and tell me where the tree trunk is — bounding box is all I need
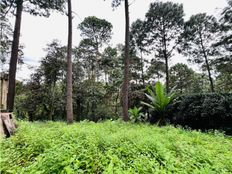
[66,0,73,124]
[140,51,145,86]
[7,0,23,112]
[204,56,214,92]
[199,34,214,92]
[163,35,169,93]
[122,0,130,122]
[164,56,169,93]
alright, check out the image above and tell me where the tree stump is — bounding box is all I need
[0,113,17,138]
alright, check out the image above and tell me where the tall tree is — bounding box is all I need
[78,16,112,81]
[6,0,23,112]
[78,17,112,119]
[78,16,112,53]
[66,0,73,124]
[145,1,184,93]
[75,39,99,118]
[123,0,130,121]
[1,0,66,111]
[131,19,147,86]
[180,13,219,92]
[106,0,130,121]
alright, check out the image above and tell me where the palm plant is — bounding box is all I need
[141,81,176,125]
[128,106,146,122]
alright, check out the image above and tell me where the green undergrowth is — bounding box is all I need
[0,121,231,174]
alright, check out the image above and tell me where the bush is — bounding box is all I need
[1,121,232,173]
[169,93,232,133]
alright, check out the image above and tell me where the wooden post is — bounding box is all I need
[0,73,9,110]
[0,113,17,138]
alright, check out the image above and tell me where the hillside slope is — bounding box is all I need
[1,121,231,173]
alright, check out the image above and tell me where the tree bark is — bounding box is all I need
[66,0,73,124]
[122,0,130,121]
[7,0,23,112]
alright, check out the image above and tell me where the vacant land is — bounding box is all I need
[1,121,231,173]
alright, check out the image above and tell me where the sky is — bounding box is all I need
[11,0,228,80]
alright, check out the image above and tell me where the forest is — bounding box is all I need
[0,0,232,173]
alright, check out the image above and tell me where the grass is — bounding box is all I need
[0,121,232,174]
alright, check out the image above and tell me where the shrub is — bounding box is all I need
[169,93,232,133]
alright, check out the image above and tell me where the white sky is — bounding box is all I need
[13,0,227,80]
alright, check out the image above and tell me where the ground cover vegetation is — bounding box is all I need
[1,121,232,174]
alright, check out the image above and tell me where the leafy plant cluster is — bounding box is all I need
[1,121,232,174]
[128,82,175,125]
[169,93,232,133]
[141,82,175,125]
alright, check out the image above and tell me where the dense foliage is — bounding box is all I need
[1,121,232,173]
[170,93,232,133]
